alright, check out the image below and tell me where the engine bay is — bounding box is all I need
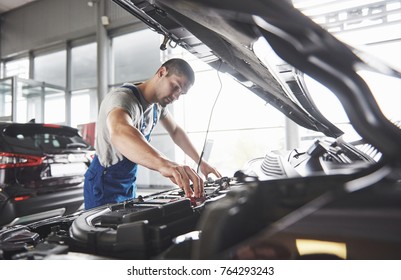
[1,138,400,260]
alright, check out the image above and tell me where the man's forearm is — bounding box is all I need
[110,123,172,172]
[170,126,201,163]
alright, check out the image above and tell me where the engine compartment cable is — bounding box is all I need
[197,60,223,174]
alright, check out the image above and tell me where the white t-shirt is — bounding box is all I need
[95,83,169,167]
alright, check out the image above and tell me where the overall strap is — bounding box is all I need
[149,104,158,133]
[121,84,141,102]
[121,85,158,137]
[145,104,158,141]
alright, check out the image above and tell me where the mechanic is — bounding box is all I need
[84,58,221,209]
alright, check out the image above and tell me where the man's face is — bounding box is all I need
[156,68,192,107]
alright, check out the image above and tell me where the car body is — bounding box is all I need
[0,122,94,227]
[1,0,401,260]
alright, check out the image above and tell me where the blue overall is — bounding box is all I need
[83,85,157,209]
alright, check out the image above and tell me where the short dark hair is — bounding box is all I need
[161,58,195,85]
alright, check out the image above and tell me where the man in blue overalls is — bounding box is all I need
[84,58,221,209]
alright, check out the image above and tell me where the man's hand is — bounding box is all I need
[199,160,222,179]
[159,162,204,198]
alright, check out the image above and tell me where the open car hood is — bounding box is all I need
[112,0,401,160]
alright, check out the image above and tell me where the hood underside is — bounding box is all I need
[112,0,401,160]
[112,0,343,138]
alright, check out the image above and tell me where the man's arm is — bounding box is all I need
[107,107,203,197]
[160,113,222,179]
